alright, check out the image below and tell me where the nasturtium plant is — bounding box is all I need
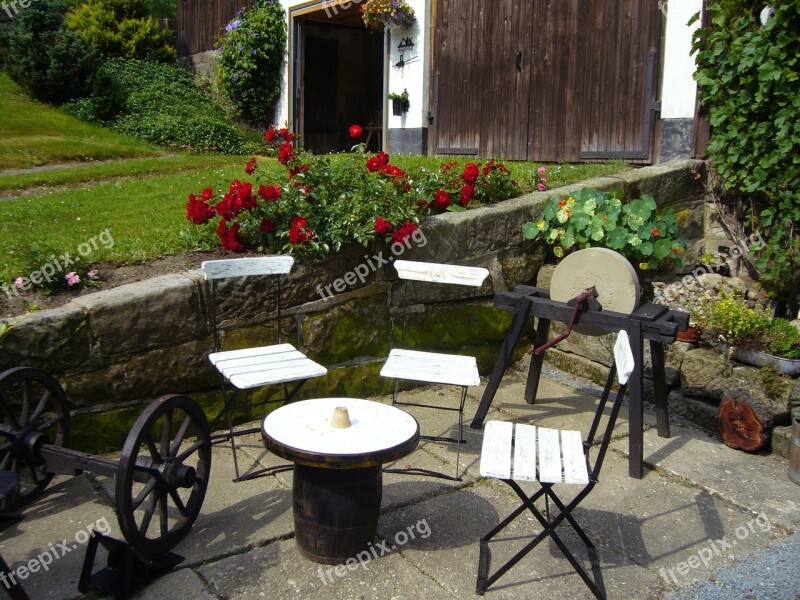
[523,187,686,271]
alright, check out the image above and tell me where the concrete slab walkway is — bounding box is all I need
[1,356,798,599]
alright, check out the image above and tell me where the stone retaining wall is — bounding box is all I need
[0,160,706,451]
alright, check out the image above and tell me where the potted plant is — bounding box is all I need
[361,0,417,31]
[522,187,687,274]
[701,291,800,375]
[388,89,410,116]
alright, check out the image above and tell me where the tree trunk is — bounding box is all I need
[717,391,772,452]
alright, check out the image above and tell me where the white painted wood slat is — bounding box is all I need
[201,256,294,280]
[537,428,562,483]
[480,421,513,479]
[560,430,589,484]
[380,349,480,387]
[393,260,489,287]
[512,424,537,481]
[210,343,327,389]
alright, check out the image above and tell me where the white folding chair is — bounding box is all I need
[380,260,490,479]
[476,330,635,598]
[202,256,327,481]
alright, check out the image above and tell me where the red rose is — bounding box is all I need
[366,156,382,172]
[391,220,419,244]
[186,193,215,224]
[258,184,282,201]
[380,164,406,179]
[374,218,392,235]
[245,157,257,175]
[417,198,430,213]
[260,218,276,235]
[460,184,475,205]
[277,127,290,138]
[433,189,451,210]
[349,124,363,139]
[288,220,313,244]
[278,142,294,165]
[201,187,214,202]
[216,220,245,252]
[264,126,275,142]
[291,216,308,229]
[462,162,479,185]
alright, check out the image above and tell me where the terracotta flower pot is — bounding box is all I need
[676,324,702,344]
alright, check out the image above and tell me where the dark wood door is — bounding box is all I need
[431,0,662,162]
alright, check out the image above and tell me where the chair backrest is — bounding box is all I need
[391,260,490,349]
[201,256,295,352]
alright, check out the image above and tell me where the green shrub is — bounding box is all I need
[2,0,98,104]
[65,0,176,62]
[73,58,249,152]
[217,0,286,125]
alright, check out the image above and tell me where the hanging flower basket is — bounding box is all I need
[361,0,417,31]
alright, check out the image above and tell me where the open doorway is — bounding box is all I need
[293,7,384,154]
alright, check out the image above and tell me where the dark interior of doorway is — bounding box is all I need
[302,20,383,154]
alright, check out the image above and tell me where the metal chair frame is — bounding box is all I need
[476,361,628,599]
[202,257,326,481]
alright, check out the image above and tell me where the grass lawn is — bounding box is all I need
[0,73,164,170]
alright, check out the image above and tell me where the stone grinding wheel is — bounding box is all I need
[550,248,641,336]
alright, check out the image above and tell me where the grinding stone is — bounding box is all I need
[550,248,640,335]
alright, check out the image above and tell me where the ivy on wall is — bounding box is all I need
[692,1,800,314]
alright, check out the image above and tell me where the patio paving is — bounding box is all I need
[1,354,798,599]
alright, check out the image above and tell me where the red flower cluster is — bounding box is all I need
[260,218,276,235]
[215,179,255,220]
[288,216,314,244]
[265,126,294,143]
[245,157,257,175]
[462,162,479,185]
[216,220,244,252]
[186,187,215,224]
[349,124,363,139]
[374,218,392,235]
[278,142,294,165]
[482,160,510,176]
[366,151,390,172]
[460,184,475,206]
[433,189,451,210]
[391,220,419,244]
[258,184,282,201]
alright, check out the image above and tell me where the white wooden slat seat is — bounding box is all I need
[380,349,481,388]
[479,422,589,485]
[201,256,327,481]
[476,330,635,599]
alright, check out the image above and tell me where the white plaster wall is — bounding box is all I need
[385,0,428,130]
[661,0,702,119]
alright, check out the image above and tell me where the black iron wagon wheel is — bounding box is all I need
[115,394,211,554]
[0,366,69,510]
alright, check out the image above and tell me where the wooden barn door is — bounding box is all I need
[431,0,662,162]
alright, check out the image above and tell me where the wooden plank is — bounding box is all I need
[393,260,489,287]
[210,343,327,389]
[512,424,537,481]
[480,421,513,479]
[381,349,480,387]
[561,430,589,484]
[538,427,562,483]
[201,256,294,279]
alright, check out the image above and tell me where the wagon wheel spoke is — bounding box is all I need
[139,491,157,536]
[29,390,51,426]
[0,452,10,470]
[170,415,192,456]
[0,393,21,431]
[132,479,157,511]
[158,490,169,537]
[0,441,11,453]
[160,409,173,458]
[20,381,32,425]
[36,414,64,433]
[175,440,204,462]
[168,488,189,518]
[144,432,162,463]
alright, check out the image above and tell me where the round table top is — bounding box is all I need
[262,398,420,469]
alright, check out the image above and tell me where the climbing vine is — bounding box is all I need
[692,1,800,315]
